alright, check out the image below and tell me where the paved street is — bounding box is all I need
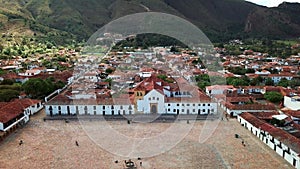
[0,110,293,169]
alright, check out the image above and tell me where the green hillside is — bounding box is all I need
[0,0,299,43]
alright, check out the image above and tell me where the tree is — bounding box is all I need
[228,67,247,75]
[227,77,248,86]
[195,74,210,82]
[105,68,114,74]
[277,78,289,88]
[0,79,15,85]
[250,78,259,86]
[246,68,255,74]
[289,78,300,88]
[0,44,3,52]
[170,46,179,53]
[265,78,274,86]
[22,78,51,99]
[0,89,19,102]
[197,81,210,90]
[264,92,283,103]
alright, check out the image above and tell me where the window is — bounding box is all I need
[173,109,176,112]
[152,97,155,100]
[168,104,171,106]
[76,106,79,114]
[58,106,61,115]
[211,109,214,112]
[168,108,170,111]
[293,158,297,167]
[49,106,53,116]
[103,106,105,109]
[193,104,195,106]
[177,104,179,106]
[203,109,205,112]
[203,104,205,106]
[187,104,190,106]
[93,106,96,110]
[182,104,185,106]
[120,106,123,109]
[84,106,88,115]
[157,97,159,101]
[182,109,184,112]
[149,98,151,101]
[67,106,70,115]
[193,109,195,112]
[208,104,210,106]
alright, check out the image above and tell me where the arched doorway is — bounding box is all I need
[151,104,157,114]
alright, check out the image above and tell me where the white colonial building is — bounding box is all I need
[0,99,42,131]
[284,95,300,111]
[45,74,218,116]
[206,85,235,96]
[137,89,165,114]
[238,112,300,169]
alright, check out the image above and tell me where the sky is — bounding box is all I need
[246,0,300,7]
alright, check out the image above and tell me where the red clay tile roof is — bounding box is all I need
[282,110,300,119]
[46,94,133,105]
[240,112,300,154]
[226,103,276,111]
[0,99,41,123]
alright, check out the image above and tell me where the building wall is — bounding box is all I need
[137,89,165,114]
[27,102,43,115]
[45,104,134,116]
[227,109,274,117]
[1,112,29,132]
[46,101,218,116]
[271,76,293,84]
[165,102,217,115]
[284,96,300,111]
[237,115,300,169]
[206,89,224,96]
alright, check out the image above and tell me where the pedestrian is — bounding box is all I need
[140,161,142,166]
[75,141,79,146]
[19,140,23,145]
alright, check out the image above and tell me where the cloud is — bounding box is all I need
[246,0,300,7]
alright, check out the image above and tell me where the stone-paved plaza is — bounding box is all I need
[0,111,293,169]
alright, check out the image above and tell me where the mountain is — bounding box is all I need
[0,0,300,43]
